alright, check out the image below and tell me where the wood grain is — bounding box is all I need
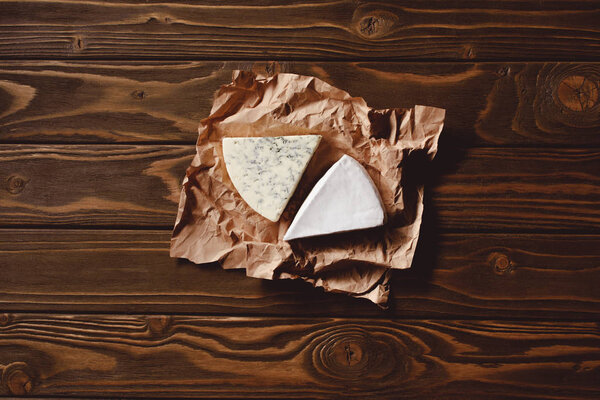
[0,145,192,227]
[1,230,598,318]
[1,1,598,398]
[0,145,597,231]
[0,314,598,398]
[427,147,600,232]
[1,1,600,61]
[0,61,599,145]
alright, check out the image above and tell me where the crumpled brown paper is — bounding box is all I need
[170,70,445,306]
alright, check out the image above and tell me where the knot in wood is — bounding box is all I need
[311,326,402,384]
[0,313,12,326]
[146,16,173,24]
[131,90,146,100]
[557,75,598,112]
[6,175,28,194]
[147,315,171,336]
[463,45,476,59]
[338,341,364,367]
[496,65,511,77]
[360,16,381,36]
[320,331,370,378]
[489,252,513,275]
[71,36,84,52]
[536,64,600,135]
[353,9,399,40]
[2,362,34,396]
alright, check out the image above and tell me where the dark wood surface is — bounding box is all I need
[1,146,598,230]
[1,230,598,319]
[1,1,599,398]
[0,61,598,146]
[1,315,599,398]
[1,1,600,61]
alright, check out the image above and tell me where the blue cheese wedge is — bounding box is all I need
[222,135,321,222]
[284,155,386,240]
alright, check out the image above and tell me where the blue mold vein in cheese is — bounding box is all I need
[222,135,321,222]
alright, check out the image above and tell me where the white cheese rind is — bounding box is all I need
[283,155,386,240]
[222,135,321,222]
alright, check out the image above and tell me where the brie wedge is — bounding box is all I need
[284,155,386,240]
[222,135,321,222]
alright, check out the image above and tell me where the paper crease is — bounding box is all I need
[170,71,445,306]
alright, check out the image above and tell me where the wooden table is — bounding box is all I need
[1,1,599,398]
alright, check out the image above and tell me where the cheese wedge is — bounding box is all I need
[284,155,386,240]
[222,135,321,222]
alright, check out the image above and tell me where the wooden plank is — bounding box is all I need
[428,147,600,232]
[1,0,600,61]
[0,61,228,144]
[1,230,598,319]
[0,314,598,398]
[0,145,192,227]
[0,61,599,146]
[0,145,598,231]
